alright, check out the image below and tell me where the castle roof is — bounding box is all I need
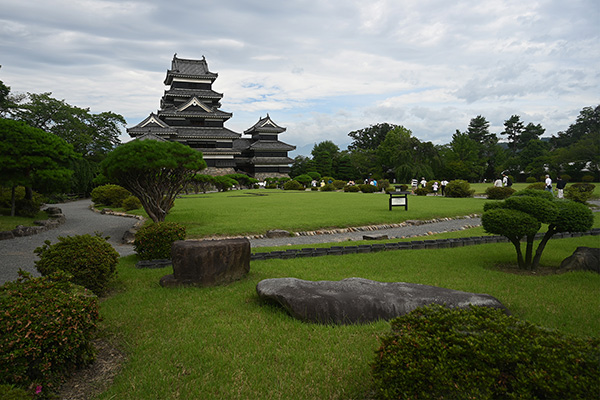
[164,55,218,85]
[244,114,286,134]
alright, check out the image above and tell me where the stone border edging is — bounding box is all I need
[89,206,146,244]
[250,228,600,261]
[0,207,66,241]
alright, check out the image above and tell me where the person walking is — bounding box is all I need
[544,175,553,194]
[441,179,448,196]
[432,181,439,196]
[556,176,567,199]
[411,178,418,194]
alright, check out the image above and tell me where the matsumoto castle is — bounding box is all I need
[127,54,295,179]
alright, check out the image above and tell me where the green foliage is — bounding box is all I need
[414,187,429,196]
[332,180,346,190]
[444,179,475,198]
[121,195,142,211]
[283,180,304,191]
[212,176,237,192]
[0,384,33,400]
[526,181,546,190]
[293,174,312,187]
[565,183,596,204]
[307,171,321,181]
[359,184,379,193]
[377,179,390,191]
[224,174,253,188]
[526,176,537,183]
[482,190,593,269]
[343,185,360,192]
[485,186,515,200]
[100,140,206,222]
[320,183,336,191]
[559,173,571,182]
[0,271,99,397]
[34,234,119,296]
[372,305,599,400]
[134,222,186,260]
[581,175,594,182]
[191,174,214,193]
[91,184,131,207]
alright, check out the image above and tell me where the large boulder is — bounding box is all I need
[256,277,508,324]
[560,247,600,273]
[160,238,250,288]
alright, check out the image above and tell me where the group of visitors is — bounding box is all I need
[411,177,449,196]
[546,175,568,198]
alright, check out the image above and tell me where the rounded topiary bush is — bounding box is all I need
[134,222,186,260]
[343,185,360,192]
[485,186,516,200]
[283,179,305,191]
[444,180,475,198]
[526,176,537,183]
[0,271,99,398]
[581,174,595,182]
[320,183,336,191]
[359,184,379,193]
[34,234,119,296]
[527,181,547,191]
[91,184,131,208]
[332,180,346,190]
[565,183,596,204]
[121,195,142,211]
[414,187,429,196]
[372,304,599,400]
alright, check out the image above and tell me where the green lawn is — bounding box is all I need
[167,190,487,238]
[97,235,600,400]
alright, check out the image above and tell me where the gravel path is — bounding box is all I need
[0,199,138,285]
[2,198,596,285]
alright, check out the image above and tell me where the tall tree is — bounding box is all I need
[501,115,524,155]
[0,118,79,215]
[348,123,398,151]
[442,131,483,181]
[100,140,206,222]
[10,92,125,160]
[311,140,339,177]
[551,105,600,148]
[466,115,499,180]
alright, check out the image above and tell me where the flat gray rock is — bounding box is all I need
[256,277,508,324]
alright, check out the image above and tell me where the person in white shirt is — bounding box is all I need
[441,179,448,196]
[494,178,503,187]
[420,177,427,188]
[544,175,553,194]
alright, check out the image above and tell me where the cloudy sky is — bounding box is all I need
[1,0,598,156]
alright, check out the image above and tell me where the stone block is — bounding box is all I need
[560,247,600,273]
[266,229,290,238]
[160,238,250,288]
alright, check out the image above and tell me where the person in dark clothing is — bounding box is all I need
[556,176,567,199]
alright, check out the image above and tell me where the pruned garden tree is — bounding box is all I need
[100,139,206,222]
[481,189,593,269]
[0,118,79,216]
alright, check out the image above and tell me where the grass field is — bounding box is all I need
[97,234,600,399]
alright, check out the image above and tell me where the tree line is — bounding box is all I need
[291,108,600,184]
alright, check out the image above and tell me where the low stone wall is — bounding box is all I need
[0,207,66,240]
[250,228,600,261]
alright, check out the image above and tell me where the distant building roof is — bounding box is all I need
[244,114,286,134]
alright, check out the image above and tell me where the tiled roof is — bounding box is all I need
[164,55,218,85]
[244,114,286,134]
[249,140,296,151]
[232,138,251,151]
[163,88,223,99]
[250,156,295,165]
[175,127,240,139]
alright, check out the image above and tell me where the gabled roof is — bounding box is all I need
[164,54,218,85]
[178,96,214,113]
[129,113,170,129]
[133,132,168,142]
[163,88,223,100]
[244,114,286,134]
[249,140,296,151]
[127,113,178,137]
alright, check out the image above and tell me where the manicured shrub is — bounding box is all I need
[444,180,474,198]
[34,233,119,296]
[565,183,596,204]
[581,174,595,182]
[398,184,408,191]
[527,181,546,190]
[343,185,360,192]
[414,187,429,196]
[91,184,132,208]
[372,304,600,400]
[320,183,335,191]
[377,179,391,192]
[134,222,186,260]
[0,271,99,398]
[560,173,571,182]
[0,384,34,400]
[283,180,304,191]
[306,171,321,181]
[485,186,516,200]
[526,176,537,183]
[359,184,379,193]
[0,187,44,217]
[212,176,237,192]
[121,195,142,211]
[293,174,312,188]
[332,180,346,190]
[310,186,319,191]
